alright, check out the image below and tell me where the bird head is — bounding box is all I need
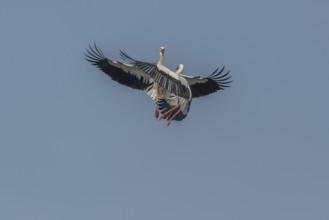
[175,64,184,75]
[160,47,165,54]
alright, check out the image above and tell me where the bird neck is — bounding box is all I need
[176,64,184,75]
[158,52,164,65]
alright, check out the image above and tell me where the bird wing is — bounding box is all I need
[181,67,232,98]
[84,44,151,90]
[120,51,191,100]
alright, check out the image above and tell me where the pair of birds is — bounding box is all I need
[85,43,231,126]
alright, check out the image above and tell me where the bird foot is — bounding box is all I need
[155,108,160,119]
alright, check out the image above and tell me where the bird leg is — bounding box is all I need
[155,107,160,119]
[167,108,182,126]
[160,104,180,120]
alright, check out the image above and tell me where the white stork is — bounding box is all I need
[145,47,190,124]
[152,63,192,125]
[84,43,232,125]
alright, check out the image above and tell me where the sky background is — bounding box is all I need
[1,0,329,219]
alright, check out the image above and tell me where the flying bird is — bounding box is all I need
[84,43,232,125]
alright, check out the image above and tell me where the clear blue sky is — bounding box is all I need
[1,0,328,219]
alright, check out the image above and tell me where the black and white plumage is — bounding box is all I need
[84,43,232,125]
[182,67,232,98]
[84,45,152,90]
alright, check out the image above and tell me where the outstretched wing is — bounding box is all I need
[182,67,232,98]
[84,44,151,90]
[120,51,191,100]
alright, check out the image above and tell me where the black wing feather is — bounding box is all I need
[186,67,232,98]
[120,51,190,99]
[84,43,151,90]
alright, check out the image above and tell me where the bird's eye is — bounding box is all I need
[175,66,179,70]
